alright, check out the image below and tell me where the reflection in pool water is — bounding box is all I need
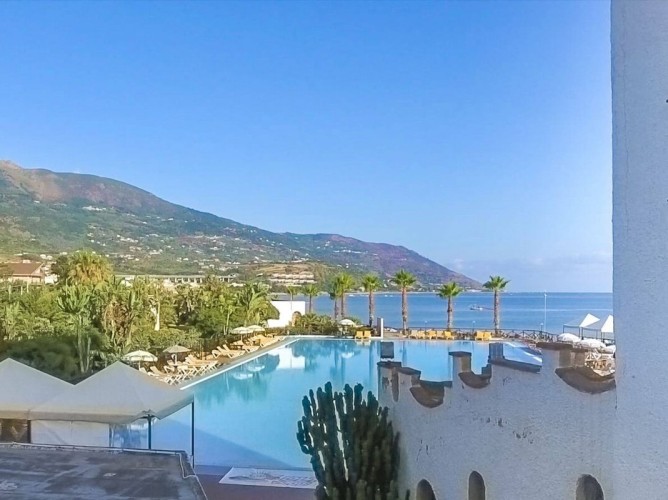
[153,338,538,470]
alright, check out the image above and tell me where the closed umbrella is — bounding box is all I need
[123,350,158,363]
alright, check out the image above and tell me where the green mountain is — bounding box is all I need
[0,160,480,287]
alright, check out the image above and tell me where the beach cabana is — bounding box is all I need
[29,362,194,460]
[562,313,600,337]
[0,358,72,443]
[582,315,614,341]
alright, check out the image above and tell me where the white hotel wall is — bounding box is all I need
[378,347,615,499]
[267,300,306,328]
[612,1,668,497]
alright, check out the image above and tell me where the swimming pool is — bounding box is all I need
[151,338,539,470]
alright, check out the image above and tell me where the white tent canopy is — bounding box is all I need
[582,315,614,339]
[29,362,193,424]
[0,359,72,420]
[563,313,600,333]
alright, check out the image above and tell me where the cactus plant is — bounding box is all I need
[297,382,409,500]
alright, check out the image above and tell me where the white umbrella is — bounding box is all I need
[577,338,606,349]
[557,333,580,343]
[339,319,356,327]
[247,325,265,333]
[123,350,158,363]
[163,345,191,355]
[601,344,616,354]
[232,326,252,335]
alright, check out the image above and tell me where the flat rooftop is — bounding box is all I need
[0,444,206,500]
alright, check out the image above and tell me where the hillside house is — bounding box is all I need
[3,261,45,285]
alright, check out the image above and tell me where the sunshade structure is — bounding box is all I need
[577,338,606,349]
[163,345,190,355]
[231,326,252,335]
[0,359,72,443]
[123,350,158,363]
[562,314,600,337]
[339,319,356,327]
[582,315,614,341]
[246,325,265,333]
[29,362,195,461]
[557,333,581,343]
[0,359,72,420]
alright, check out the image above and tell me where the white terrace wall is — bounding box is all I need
[612,1,668,497]
[378,345,615,499]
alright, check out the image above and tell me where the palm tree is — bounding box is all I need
[302,284,320,314]
[236,283,278,326]
[329,291,339,320]
[217,291,237,338]
[56,251,113,287]
[361,275,382,327]
[57,284,93,373]
[483,275,510,331]
[391,270,417,334]
[334,273,356,319]
[437,282,463,330]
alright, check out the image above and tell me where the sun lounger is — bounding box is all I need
[363,330,372,339]
[149,366,178,384]
[217,345,243,357]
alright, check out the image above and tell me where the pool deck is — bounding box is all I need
[0,444,206,499]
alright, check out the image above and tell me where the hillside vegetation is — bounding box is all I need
[0,160,479,288]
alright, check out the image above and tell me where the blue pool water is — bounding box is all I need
[152,338,539,470]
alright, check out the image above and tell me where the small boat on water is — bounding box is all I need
[470,305,485,311]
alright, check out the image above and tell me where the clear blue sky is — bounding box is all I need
[0,1,612,292]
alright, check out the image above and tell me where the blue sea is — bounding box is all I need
[312,292,612,333]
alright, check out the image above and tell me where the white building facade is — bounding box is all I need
[378,2,668,498]
[267,300,306,328]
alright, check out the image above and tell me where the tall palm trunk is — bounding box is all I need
[332,296,339,320]
[340,293,346,319]
[494,290,500,331]
[368,290,375,326]
[447,297,453,330]
[401,287,408,333]
[308,296,313,314]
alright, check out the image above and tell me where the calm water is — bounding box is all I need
[313,292,612,332]
[153,338,539,470]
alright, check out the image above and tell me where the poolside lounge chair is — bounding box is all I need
[256,335,278,347]
[149,366,178,384]
[354,331,364,340]
[427,330,437,340]
[416,331,427,340]
[215,345,243,358]
[409,329,420,339]
[232,340,259,353]
[362,330,372,340]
